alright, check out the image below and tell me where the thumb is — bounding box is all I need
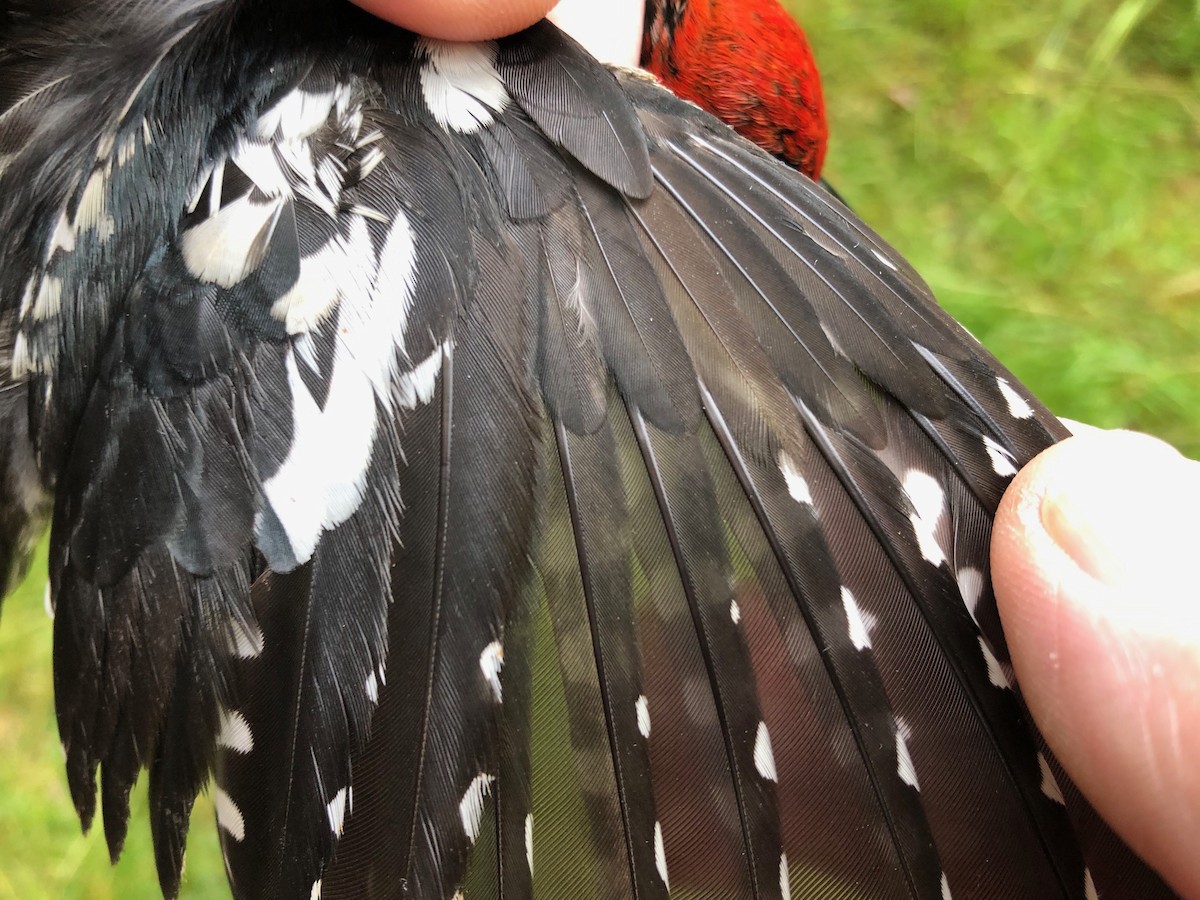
[348,0,556,41]
[992,430,1200,897]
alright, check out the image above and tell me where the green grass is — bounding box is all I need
[1,1,1197,896]
[800,0,1200,455]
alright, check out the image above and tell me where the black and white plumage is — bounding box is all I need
[0,2,1174,898]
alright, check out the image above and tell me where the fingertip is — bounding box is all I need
[993,431,1200,896]
[348,0,556,42]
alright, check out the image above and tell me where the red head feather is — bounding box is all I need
[642,0,828,179]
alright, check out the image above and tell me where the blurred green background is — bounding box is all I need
[1,1,1197,897]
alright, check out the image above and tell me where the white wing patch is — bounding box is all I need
[418,40,510,134]
[215,788,246,842]
[983,435,1019,477]
[903,469,947,567]
[260,211,425,566]
[979,637,1011,689]
[871,247,899,272]
[395,342,451,410]
[75,166,115,239]
[895,718,920,790]
[227,617,265,660]
[778,451,814,505]
[272,212,374,336]
[841,586,874,651]
[216,708,255,755]
[956,567,984,626]
[480,640,504,703]
[525,813,534,875]
[636,695,651,739]
[326,786,350,836]
[1038,753,1066,805]
[653,821,669,889]
[753,721,778,782]
[29,275,62,322]
[459,774,496,844]
[255,88,338,142]
[180,193,286,288]
[996,377,1035,419]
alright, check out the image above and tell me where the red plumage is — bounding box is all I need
[642,0,828,179]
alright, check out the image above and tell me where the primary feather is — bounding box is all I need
[0,3,1173,899]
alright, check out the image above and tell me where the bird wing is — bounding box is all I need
[0,6,1172,900]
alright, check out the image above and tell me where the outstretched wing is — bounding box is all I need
[0,6,1172,900]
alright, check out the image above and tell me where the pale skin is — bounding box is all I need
[355,1,1200,894]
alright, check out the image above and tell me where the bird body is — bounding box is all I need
[0,2,1173,898]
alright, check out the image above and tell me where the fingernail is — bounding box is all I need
[1040,434,1200,589]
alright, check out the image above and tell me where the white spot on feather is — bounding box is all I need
[778,451,813,505]
[261,210,420,564]
[180,195,285,288]
[636,695,651,739]
[983,435,1019,477]
[729,599,741,624]
[753,722,777,782]
[896,719,919,790]
[480,641,504,703]
[357,146,385,182]
[418,40,509,134]
[871,247,899,271]
[95,130,116,161]
[10,330,34,379]
[217,708,254,755]
[460,774,495,843]
[956,567,983,626]
[1038,753,1066,804]
[365,670,380,705]
[254,89,337,142]
[259,352,332,564]
[654,821,669,889]
[903,469,947,567]
[228,618,265,659]
[941,872,953,900]
[841,586,873,651]
[75,167,115,239]
[30,276,62,321]
[271,213,374,335]
[17,276,36,319]
[230,140,292,198]
[395,343,450,410]
[327,786,349,836]
[215,788,245,841]
[996,377,1035,419]
[115,131,139,168]
[780,854,792,900]
[310,880,322,900]
[47,209,76,258]
[979,637,1011,689]
[525,814,534,875]
[1085,869,1099,900]
[43,583,54,620]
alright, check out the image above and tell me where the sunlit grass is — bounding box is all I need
[1,2,1196,896]
[802,0,1199,455]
